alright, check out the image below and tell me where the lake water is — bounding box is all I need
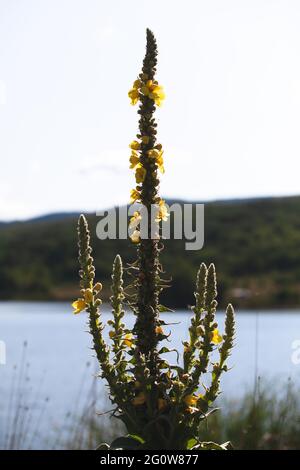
[1,301,300,449]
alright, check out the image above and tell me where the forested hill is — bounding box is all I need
[1,195,300,309]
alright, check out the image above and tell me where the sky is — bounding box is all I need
[1,0,300,220]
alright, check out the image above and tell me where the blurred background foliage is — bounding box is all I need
[1,195,300,308]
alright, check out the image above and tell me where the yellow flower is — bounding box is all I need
[109,330,116,339]
[128,87,139,105]
[141,135,150,144]
[158,398,168,411]
[132,78,165,106]
[155,326,164,335]
[148,149,164,173]
[212,328,223,345]
[151,85,165,106]
[128,80,142,105]
[129,211,142,229]
[155,199,169,222]
[130,230,141,244]
[133,79,141,89]
[147,148,160,159]
[72,298,86,314]
[129,151,140,169]
[123,333,134,347]
[135,165,146,184]
[156,153,165,173]
[132,392,146,406]
[130,189,141,204]
[140,80,165,106]
[84,288,93,304]
[129,140,141,151]
[140,79,154,96]
[183,394,198,406]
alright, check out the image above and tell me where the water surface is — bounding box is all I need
[1,302,300,448]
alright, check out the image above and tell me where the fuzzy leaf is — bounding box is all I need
[110,435,143,450]
[158,304,175,313]
[193,440,232,450]
[158,347,180,363]
[96,442,110,450]
[187,438,197,449]
[128,434,145,444]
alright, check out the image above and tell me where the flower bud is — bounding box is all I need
[94,282,103,292]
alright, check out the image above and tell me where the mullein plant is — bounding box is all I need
[72,29,235,450]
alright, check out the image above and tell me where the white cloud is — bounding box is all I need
[1,0,300,220]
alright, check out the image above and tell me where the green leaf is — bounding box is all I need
[220,441,233,450]
[128,434,145,444]
[110,435,143,450]
[169,365,184,374]
[193,440,232,450]
[96,442,110,450]
[187,438,197,449]
[158,347,180,363]
[158,304,174,313]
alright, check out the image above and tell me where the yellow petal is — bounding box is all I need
[129,140,140,151]
[141,135,150,144]
[155,200,169,222]
[129,211,142,229]
[130,189,141,204]
[72,298,86,314]
[148,149,160,159]
[130,230,141,244]
[183,394,198,406]
[129,153,140,169]
[123,333,134,347]
[128,88,139,105]
[135,166,146,184]
[146,80,154,89]
[133,79,141,89]
[212,328,223,345]
[84,288,93,304]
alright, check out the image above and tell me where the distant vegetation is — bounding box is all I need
[1,195,300,309]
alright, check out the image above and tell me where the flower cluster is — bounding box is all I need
[73,222,235,449]
[73,29,235,451]
[127,51,167,245]
[128,132,168,243]
[72,283,102,314]
[129,140,165,180]
[128,78,165,107]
